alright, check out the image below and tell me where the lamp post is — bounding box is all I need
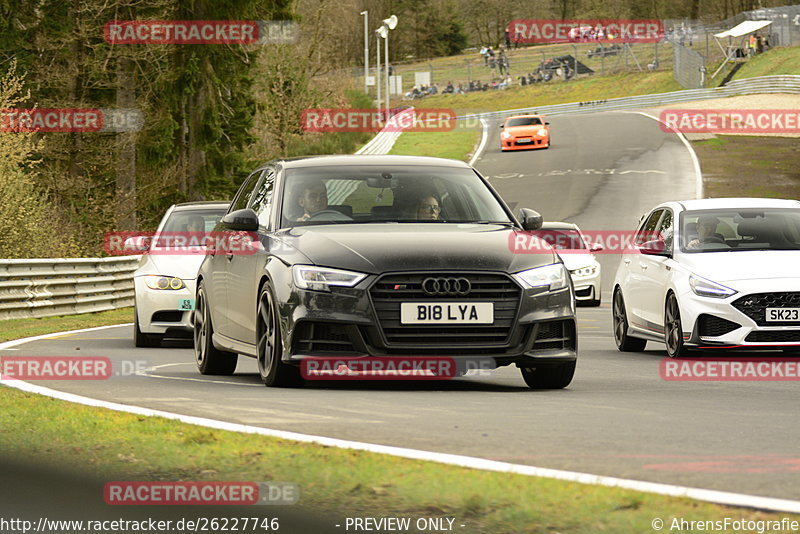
[375,28,382,116]
[361,11,368,94]
[382,15,398,121]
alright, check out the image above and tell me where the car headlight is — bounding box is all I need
[143,275,185,290]
[689,274,737,298]
[501,131,511,139]
[537,129,548,136]
[293,265,367,292]
[570,264,598,278]
[514,264,568,291]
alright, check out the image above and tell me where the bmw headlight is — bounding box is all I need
[144,275,185,290]
[293,265,367,292]
[514,264,568,291]
[570,264,598,278]
[689,274,737,298]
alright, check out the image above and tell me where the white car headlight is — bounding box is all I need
[514,264,568,291]
[501,131,511,139]
[293,266,367,292]
[143,275,185,290]
[537,129,548,136]
[689,274,737,298]
[570,264,598,278]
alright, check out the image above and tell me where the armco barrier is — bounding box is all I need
[0,256,140,320]
[457,75,800,122]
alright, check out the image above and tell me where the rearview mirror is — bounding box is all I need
[518,208,543,231]
[221,209,259,231]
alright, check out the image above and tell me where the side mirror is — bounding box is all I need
[639,239,669,256]
[221,208,259,231]
[518,208,543,231]
[590,243,604,252]
[499,124,505,129]
[545,121,550,125]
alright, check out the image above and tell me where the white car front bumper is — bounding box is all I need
[134,277,197,336]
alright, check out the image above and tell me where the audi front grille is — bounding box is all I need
[369,272,522,347]
[732,292,800,326]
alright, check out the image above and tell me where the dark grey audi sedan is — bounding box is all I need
[194,155,577,388]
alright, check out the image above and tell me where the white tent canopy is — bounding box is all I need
[714,20,772,39]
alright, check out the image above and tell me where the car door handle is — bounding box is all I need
[639,262,648,270]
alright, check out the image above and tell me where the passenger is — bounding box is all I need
[413,194,442,221]
[186,215,204,233]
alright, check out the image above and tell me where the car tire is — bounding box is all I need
[664,292,690,358]
[256,282,303,388]
[134,304,161,348]
[613,289,647,351]
[520,361,575,389]
[194,282,238,375]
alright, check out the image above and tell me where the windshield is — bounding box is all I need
[279,165,512,228]
[161,209,227,233]
[531,229,587,250]
[505,117,543,127]
[680,208,800,253]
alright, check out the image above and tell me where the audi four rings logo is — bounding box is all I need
[421,277,471,296]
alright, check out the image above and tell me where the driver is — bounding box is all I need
[296,181,328,221]
[687,216,722,249]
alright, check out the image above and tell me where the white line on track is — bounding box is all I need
[468,117,489,166]
[4,325,800,513]
[628,110,704,199]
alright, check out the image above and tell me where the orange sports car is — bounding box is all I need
[500,114,550,151]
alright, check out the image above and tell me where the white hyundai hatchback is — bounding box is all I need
[613,198,800,357]
[133,201,229,347]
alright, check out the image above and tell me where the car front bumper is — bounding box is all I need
[271,270,577,368]
[134,277,197,336]
[677,279,800,350]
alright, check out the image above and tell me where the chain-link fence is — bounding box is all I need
[344,10,794,98]
[673,42,706,89]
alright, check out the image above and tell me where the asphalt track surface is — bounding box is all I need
[4,112,800,509]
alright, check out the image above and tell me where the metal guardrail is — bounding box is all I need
[0,256,140,320]
[457,75,800,121]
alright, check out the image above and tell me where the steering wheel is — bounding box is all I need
[702,235,726,244]
[306,209,353,222]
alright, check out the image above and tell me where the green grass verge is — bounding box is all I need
[389,127,481,161]
[692,135,800,199]
[417,70,681,115]
[1,385,797,532]
[730,45,800,81]
[0,307,133,344]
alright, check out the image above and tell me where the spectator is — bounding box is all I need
[749,34,757,56]
[504,30,511,48]
[480,46,488,66]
